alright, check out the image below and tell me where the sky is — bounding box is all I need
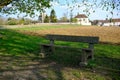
[47,0,120,20]
[1,0,120,21]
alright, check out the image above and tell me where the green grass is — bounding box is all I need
[0,28,120,80]
[0,29,42,56]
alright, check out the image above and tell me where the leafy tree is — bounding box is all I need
[0,0,52,17]
[24,18,32,25]
[92,20,99,25]
[32,20,38,24]
[70,10,73,23]
[44,15,49,23]
[7,17,32,25]
[59,13,69,22]
[50,9,57,23]
[59,17,68,22]
[72,18,77,23]
[0,0,12,8]
[0,0,120,18]
[109,18,113,23]
[7,17,12,21]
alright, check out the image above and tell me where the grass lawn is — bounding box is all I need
[0,25,120,80]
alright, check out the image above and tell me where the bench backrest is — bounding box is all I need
[46,34,99,44]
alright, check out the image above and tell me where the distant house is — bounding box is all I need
[75,14,91,25]
[93,20,104,26]
[94,18,120,26]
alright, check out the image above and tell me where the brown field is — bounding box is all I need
[19,26,120,44]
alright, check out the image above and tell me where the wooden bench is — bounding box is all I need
[40,34,99,66]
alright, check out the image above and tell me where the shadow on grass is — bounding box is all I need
[0,29,65,80]
[48,47,82,66]
[0,54,65,80]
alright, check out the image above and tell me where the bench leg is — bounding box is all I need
[40,45,55,58]
[79,48,94,66]
[40,45,46,58]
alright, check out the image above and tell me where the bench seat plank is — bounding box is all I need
[47,34,99,44]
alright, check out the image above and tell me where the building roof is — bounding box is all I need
[94,18,120,23]
[75,14,87,18]
[112,18,120,22]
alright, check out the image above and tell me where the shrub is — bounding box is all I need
[7,20,18,25]
[7,18,18,25]
[18,18,25,25]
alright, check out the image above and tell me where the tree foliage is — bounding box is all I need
[18,18,25,24]
[62,0,120,16]
[0,0,120,17]
[50,9,57,23]
[0,0,12,8]
[60,17,68,22]
[0,0,52,17]
[59,13,68,22]
[44,15,49,23]
[7,17,18,25]
[72,18,77,23]
[6,17,33,25]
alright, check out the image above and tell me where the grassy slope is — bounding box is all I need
[0,25,120,80]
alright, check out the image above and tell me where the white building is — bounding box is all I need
[95,18,120,26]
[75,14,91,25]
